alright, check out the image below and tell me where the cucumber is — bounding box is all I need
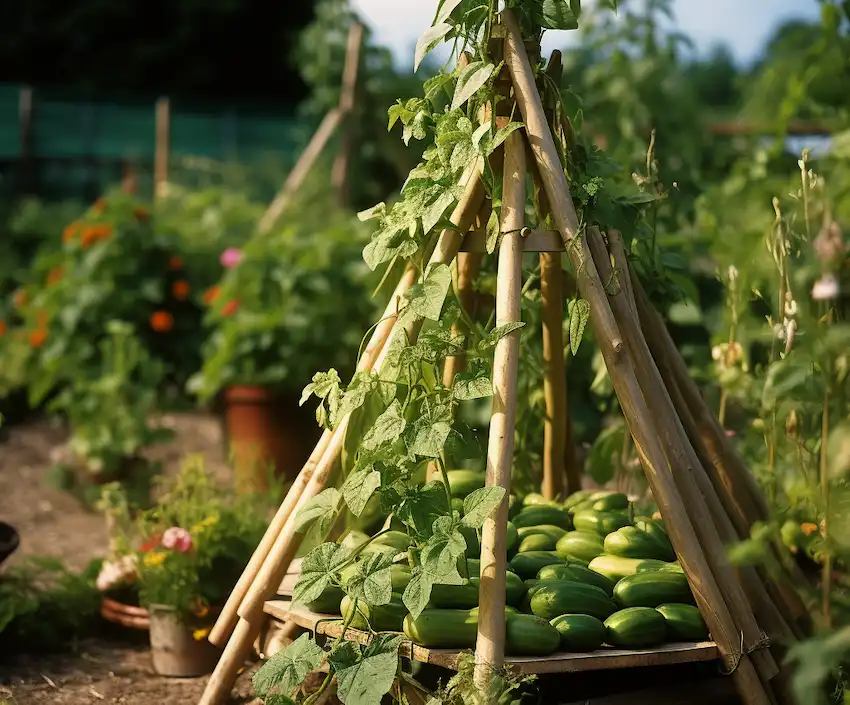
[555,531,605,564]
[518,533,558,553]
[512,506,572,530]
[614,572,694,608]
[340,593,408,631]
[591,492,630,512]
[563,490,594,509]
[446,469,486,498]
[573,510,631,536]
[634,519,676,560]
[604,607,667,648]
[521,578,571,611]
[587,555,670,583]
[656,603,709,641]
[550,614,607,652]
[506,521,518,553]
[460,525,480,558]
[517,524,568,542]
[604,527,676,562]
[505,613,561,656]
[509,551,564,579]
[451,497,465,515]
[391,563,412,592]
[536,563,615,596]
[305,585,344,614]
[361,530,411,555]
[529,582,617,621]
[340,530,370,551]
[404,608,479,648]
[460,558,480,578]
[523,493,559,507]
[381,514,407,532]
[430,572,526,608]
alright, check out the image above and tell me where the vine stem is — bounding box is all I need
[302,598,360,705]
[820,313,832,629]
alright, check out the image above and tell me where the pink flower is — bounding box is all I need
[812,273,839,301]
[161,526,193,553]
[96,556,138,591]
[220,247,242,269]
[724,429,736,438]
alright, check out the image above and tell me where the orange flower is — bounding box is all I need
[202,286,221,305]
[801,522,819,537]
[62,223,79,244]
[29,329,47,348]
[168,256,184,271]
[172,280,191,300]
[190,598,210,619]
[12,289,27,308]
[36,310,48,329]
[133,206,149,223]
[81,224,113,248]
[221,299,240,317]
[0,320,6,336]
[92,198,107,215]
[47,266,64,286]
[150,310,174,333]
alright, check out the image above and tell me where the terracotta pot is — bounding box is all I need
[0,522,19,569]
[148,605,220,677]
[223,385,320,493]
[101,597,150,630]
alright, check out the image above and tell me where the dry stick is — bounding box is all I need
[586,229,779,689]
[331,21,365,207]
[208,261,418,649]
[258,108,342,235]
[629,276,812,629]
[474,130,525,686]
[501,12,770,705]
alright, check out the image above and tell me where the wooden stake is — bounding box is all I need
[331,21,365,207]
[259,108,342,235]
[154,97,170,200]
[474,130,525,686]
[18,86,35,196]
[208,262,417,648]
[501,13,770,704]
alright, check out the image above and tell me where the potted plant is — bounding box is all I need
[189,194,379,492]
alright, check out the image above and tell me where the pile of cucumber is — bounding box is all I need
[302,476,710,658]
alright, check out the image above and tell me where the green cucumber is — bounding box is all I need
[536,563,615,596]
[340,593,407,631]
[604,607,667,648]
[563,490,594,509]
[604,526,676,562]
[460,525,480,558]
[523,493,559,507]
[340,530,370,551]
[518,533,558,553]
[591,492,630,512]
[391,563,412,592]
[305,585,344,614]
[555,531,605,564]
[529,582,617,621]
[614,572,694,608]
[656,603,709,641]
[361,530,411,555]
[430,572,526,608]
[451,497,465,515]
[550,614,607,652]
[505,521,518,553]
[509,551,564,579]
[517,524,569,542]
[446,469,486,498]
[573,510,631,536]
[403,608,478,648]
[505,613,561,656]
[587,555,670,583]
[512,506,572,530]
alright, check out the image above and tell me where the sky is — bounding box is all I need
[350,0,822,70]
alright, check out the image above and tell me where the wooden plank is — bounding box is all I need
[263,600,719,674]
[459,229,564,253]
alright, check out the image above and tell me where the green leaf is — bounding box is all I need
[585,421,625,485]
[486,208,500,254]
[334,634,404,705]
[570,0,582,18]
[436,0,464,22]
[408,403,453,458]
[478,322,526,353]
[422,189,457,234]
[420,516,466,583]
[295,488,342,534]
[293,542,351,606]
[358,203,386,222]
[345,552,395,607]
[533,0,579,29]
[414,22,452,71]
[252,633,324,702]
[342,469,382,517]
[362,399,406,451]
[300,369,342,406]
[461,487,506,529]
[402,263,452,323]
[402,567,434,620]
[567,298,591,355]
[395,481,451,539]
[452,368,492,400]
[451,61,496,111]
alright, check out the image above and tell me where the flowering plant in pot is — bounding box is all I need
[188,193,380,491]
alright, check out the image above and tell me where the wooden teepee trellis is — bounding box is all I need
[199,11,810,705]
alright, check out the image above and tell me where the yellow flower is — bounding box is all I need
[143,551,167,567]
[193,627,212,642]
[190,514,219,535]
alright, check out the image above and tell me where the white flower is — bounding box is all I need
[727,265,738,282]
[812,273,839,301]
[96,555,138,592]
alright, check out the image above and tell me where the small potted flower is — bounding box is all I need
[188,197,380,493]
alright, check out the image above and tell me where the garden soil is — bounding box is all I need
[0,413,265,705]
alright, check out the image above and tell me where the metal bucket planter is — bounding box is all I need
[148,605,220,677]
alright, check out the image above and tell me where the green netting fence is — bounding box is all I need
[0,84,314,202]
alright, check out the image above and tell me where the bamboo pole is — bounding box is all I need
[198,168,485,705]
[154,97,170,199]
[208,261,416,648]
[585,229,779,687]
[332,21,365,207]
[442,250,483,387]
[474,130,525,686]
[501,13,770,704]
